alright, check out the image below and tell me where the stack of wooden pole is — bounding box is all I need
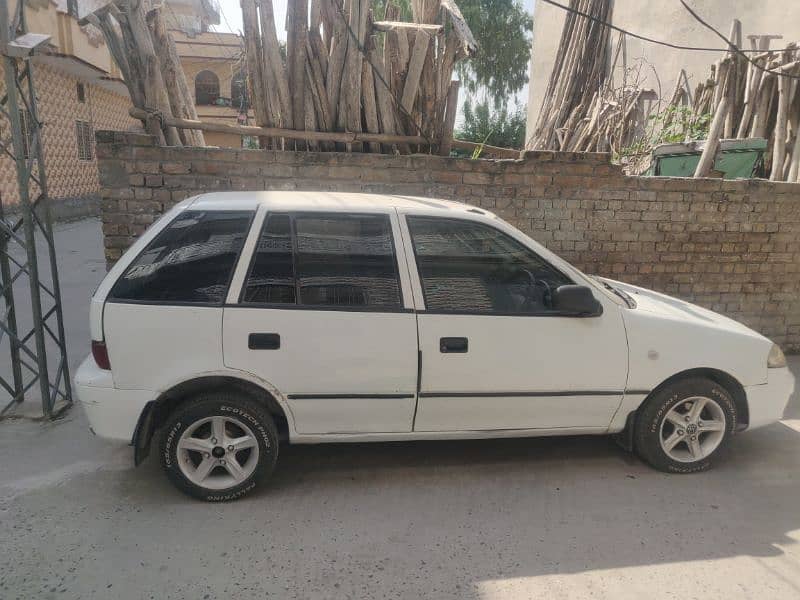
[527,0,616,152]
[81,0,204,147]
[241,0,477,154]
[681,26,800,181]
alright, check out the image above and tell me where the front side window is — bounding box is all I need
[407,217,571,314]
[110,210,252,304]
[242,213,402,309]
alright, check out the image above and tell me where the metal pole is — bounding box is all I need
[0,6,51,416]
[0,0,71,417]
[22,21,73,411]
[0,196,24,403]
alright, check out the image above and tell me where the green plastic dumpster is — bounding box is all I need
[643,138,767,178]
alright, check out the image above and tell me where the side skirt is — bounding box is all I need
[289,426,610,444]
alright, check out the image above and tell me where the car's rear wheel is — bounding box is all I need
[159,393,279,501]
[634,377,737,473]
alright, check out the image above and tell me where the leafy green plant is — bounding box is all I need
[618,105,712,161]
[455,99,526,156]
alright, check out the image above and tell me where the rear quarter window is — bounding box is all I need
[109,210,252,304]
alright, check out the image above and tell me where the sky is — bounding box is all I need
[213,0,535,38]
[212,0,536,110]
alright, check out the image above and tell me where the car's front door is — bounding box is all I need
[223,209,418,434]
[401,214,629,432]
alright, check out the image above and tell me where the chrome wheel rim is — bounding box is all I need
[659,396,726,463]
[177,415,260,490]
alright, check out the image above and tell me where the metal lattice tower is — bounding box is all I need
[0,0,72,419]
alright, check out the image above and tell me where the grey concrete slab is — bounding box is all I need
[2,218,799,600]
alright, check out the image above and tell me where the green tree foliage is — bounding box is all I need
[455,99,526,151]
[371,0,532,107]
[456,0,532,107]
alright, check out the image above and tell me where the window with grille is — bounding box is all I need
[18,109,32,159]
[75,120,93,161]
[77,82,86,103]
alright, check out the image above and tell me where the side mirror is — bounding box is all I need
[551,285,603,317]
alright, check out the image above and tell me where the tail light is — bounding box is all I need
[92,340,111,370]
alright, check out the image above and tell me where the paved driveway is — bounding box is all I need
[2,218,799,599]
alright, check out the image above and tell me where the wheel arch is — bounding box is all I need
[132,373,291,466]
[616,367,749,452]
[646,367,749,430]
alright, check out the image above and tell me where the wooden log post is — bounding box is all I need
[147,7,204,146]
[369,42,400,152]
[340,0,369,150]
[400,29,430,121]
[694,95,729,177]
[310,0,329,75]
[259,0,293,130]
[122,0,181,146]
[326,0,348,127]
[129,106,429,145]
[737,56,764,138]
[305,39,333,133]
[751,73,776,138]
[361,34,382,153]
[438,79,460,156]
[287,0,309,145]
[241,0,271,131]
[771,67,795,180]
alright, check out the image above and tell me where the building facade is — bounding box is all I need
[171,28,252,148]
[0,0,136,209]
[1,0,247,211]
[526,0,800,147]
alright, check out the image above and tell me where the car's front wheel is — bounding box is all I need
[634,377,737,473]
[159,393,279,501]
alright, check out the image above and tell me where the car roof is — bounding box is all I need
[186,191,492,217]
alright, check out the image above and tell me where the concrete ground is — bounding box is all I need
[2,218,800,599]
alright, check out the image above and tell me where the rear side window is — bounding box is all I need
[109,210,252,304]
[242,213,402,309]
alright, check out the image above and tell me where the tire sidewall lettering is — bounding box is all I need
[221,405,271,449]
[635,379,737,473]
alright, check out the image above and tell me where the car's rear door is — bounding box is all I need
[102,209,254,391]
[223,207,419,434]
[400,212,628,432]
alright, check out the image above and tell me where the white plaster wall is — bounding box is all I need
[526,0,800,147]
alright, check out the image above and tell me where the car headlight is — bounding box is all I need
[768,343,787,368]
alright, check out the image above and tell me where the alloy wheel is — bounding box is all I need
[176,415,260,490]
[659,396,726,463]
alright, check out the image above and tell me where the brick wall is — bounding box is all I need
[96,131,800,352]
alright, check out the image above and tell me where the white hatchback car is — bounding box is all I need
[76,191,794,501]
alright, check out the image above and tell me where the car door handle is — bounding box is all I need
[248,333,280,350]
[440,337,468,353]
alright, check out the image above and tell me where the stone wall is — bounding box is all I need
[96,130,800,352]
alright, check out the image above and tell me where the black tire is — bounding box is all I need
[634,377,737,473]
[159,392,279,501]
